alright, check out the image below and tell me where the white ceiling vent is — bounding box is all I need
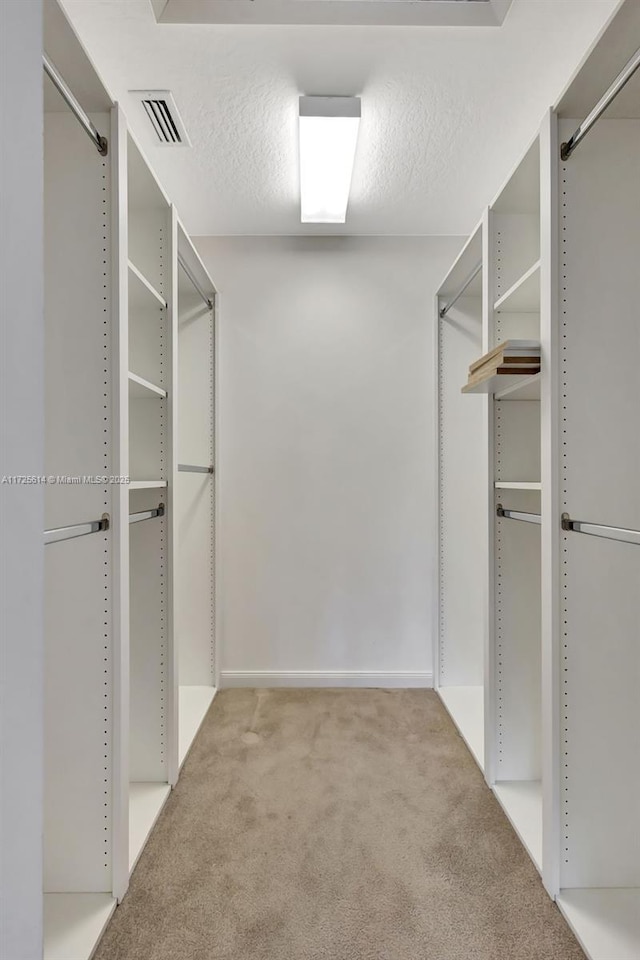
[131,90,191,146]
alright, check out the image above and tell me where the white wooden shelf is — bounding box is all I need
[128,260,166,310]
[128,480,167,490]
[494,372,541,401]
[438,685,484,771]
[178,685,216,768]
[463,370,540,398]
[44,893,116,960]
[557,889,640,960]
[493,780,542,873]
[494,260,540,313]
[494,481,542,491]
[128,372,167,400]
[129,782,171,873]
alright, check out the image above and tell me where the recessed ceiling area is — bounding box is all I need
[60,0,618,237]
[151,0,513,27]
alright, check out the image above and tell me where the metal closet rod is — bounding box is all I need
[439,262,482,319]
[562,513,640,547]
[178,464,214,474]
[496,504,541,525]
[560,45,640,160]
[43,54,108,157]
[129,503,165,524]
[178,255,214,311]
[44,514,110,545]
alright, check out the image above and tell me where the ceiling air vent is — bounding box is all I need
[131,90,191,147]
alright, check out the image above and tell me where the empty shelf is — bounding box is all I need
[557,889,640,960]
[495,481,542,491]
[494,260,540,313]
[44,893,116,960]
[179,685,216,767]
[438,685,484,771]
[128,372,167,399]
[129,782,171,873]
[128,480,167,490]
[128,260,166,309]
[493,780,542,873]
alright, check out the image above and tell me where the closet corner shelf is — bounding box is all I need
[179,685,217,768]
[437,685,484,772]
[494,260,541,313]
[494,481,542,491]
[128,372,167,400]
[128,480,167,491]
[493,780,542,874]
[128,260,167,309]
[44,893,117,960]
[557,888,640,960]
[129,782,171,874]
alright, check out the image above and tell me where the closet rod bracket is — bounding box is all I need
[561,512,573,531]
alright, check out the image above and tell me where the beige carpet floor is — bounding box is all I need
[95,689,584,960]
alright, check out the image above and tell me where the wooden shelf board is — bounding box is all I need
[494,260,541,313]
[494,372,541,401]
[129,782,171,873]
[128,372,167,400]
[128,480,167,490]
[557,888,640,960]
[493,780,542,873]
[438,685,484,771]
[128,259,166,309]
[494,481,542,491]
[179,685,216,768]
[44,893,116,960]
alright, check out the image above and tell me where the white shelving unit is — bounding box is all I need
[435,224,488,776]
[126,131,176,868]
[42,5,126,958]
[174,220,218,770]
[38,5,221,959]
[436,6,640,959]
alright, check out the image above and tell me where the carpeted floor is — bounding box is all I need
[95,689,584,960]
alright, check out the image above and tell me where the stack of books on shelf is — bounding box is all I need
[462,340,540,393]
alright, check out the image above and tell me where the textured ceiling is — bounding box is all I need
[60,0,618,237]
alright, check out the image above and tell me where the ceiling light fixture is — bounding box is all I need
[298,96,361,224]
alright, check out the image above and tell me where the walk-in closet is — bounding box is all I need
[2,1,639,959]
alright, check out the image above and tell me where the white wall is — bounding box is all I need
[0,1,44,957]
[196,236,462,686]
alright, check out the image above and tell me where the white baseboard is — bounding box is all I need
[220,670,433,689]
